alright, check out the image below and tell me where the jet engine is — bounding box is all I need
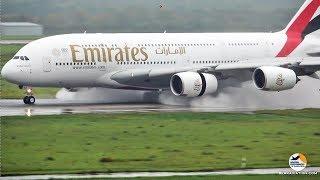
[253,66,298,91]
[170,72,218,97]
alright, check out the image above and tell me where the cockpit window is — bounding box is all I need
[14,56,30,60]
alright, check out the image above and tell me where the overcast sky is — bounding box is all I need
[4,0,303,34]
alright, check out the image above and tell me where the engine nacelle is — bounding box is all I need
[253,66,298,91]
[170,72,218,97]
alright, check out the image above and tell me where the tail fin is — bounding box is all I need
[277,0,320,57]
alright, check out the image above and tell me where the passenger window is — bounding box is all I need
[20,56,25,60]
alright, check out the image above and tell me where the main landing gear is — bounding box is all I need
[23,86,36,105]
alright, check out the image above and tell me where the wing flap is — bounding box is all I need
[299,59,320,66]
[111,67,193,83]
[214,59,300,71]
[109,59,320,85]
[149,67,192,78]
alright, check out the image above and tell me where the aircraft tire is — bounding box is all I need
[23,96,35,105]
[23,96,30,104]
[29,96,36,105]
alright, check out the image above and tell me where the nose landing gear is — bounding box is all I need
[23,96,35,105]
[23,86,36,105]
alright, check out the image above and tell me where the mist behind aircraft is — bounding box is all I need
[56,77,320,109]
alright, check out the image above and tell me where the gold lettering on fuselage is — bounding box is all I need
[140,47,148,61]
[124,45,130,61]
[69,45,149,63]
[84,48,100,62]
[155,46,186,56]
[115,48,124,62]
[70,45,84,62]
[131,47,140,61]
[107,47,114,62]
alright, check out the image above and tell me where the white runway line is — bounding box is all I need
[0,40,32,45]
[1,167,319,179]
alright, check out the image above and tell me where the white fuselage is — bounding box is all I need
[2,32,315,90]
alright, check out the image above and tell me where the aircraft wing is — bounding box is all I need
[110,67,194,83]
[299,59,320,67]
[108,58,320,88]
[109,67,194,89]
[199,58,320,72]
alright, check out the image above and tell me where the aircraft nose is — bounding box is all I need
[1,62,11,79]
[1,60,20,83]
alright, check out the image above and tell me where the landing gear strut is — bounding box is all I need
[23,87,36,105]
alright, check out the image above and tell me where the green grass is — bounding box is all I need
[1,44,59,99]
[1,80,59,99]
[1,44,24,66]
[2,110,320,175]
[1,35,42,40]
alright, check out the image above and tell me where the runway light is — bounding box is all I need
[25,109,32,117]
[241,157,247,168]
[27,88,32,94]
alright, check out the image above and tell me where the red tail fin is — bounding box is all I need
[277,0,320,57]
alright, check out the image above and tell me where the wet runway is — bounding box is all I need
[0,99,268,116]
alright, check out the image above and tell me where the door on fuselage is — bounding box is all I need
[42,57,52,72]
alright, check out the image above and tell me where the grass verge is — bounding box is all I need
[2,110,320,175]
[1,80,59,99]
[1,44,24,66]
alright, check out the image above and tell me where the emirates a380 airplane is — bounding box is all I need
[2,0,320,104]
